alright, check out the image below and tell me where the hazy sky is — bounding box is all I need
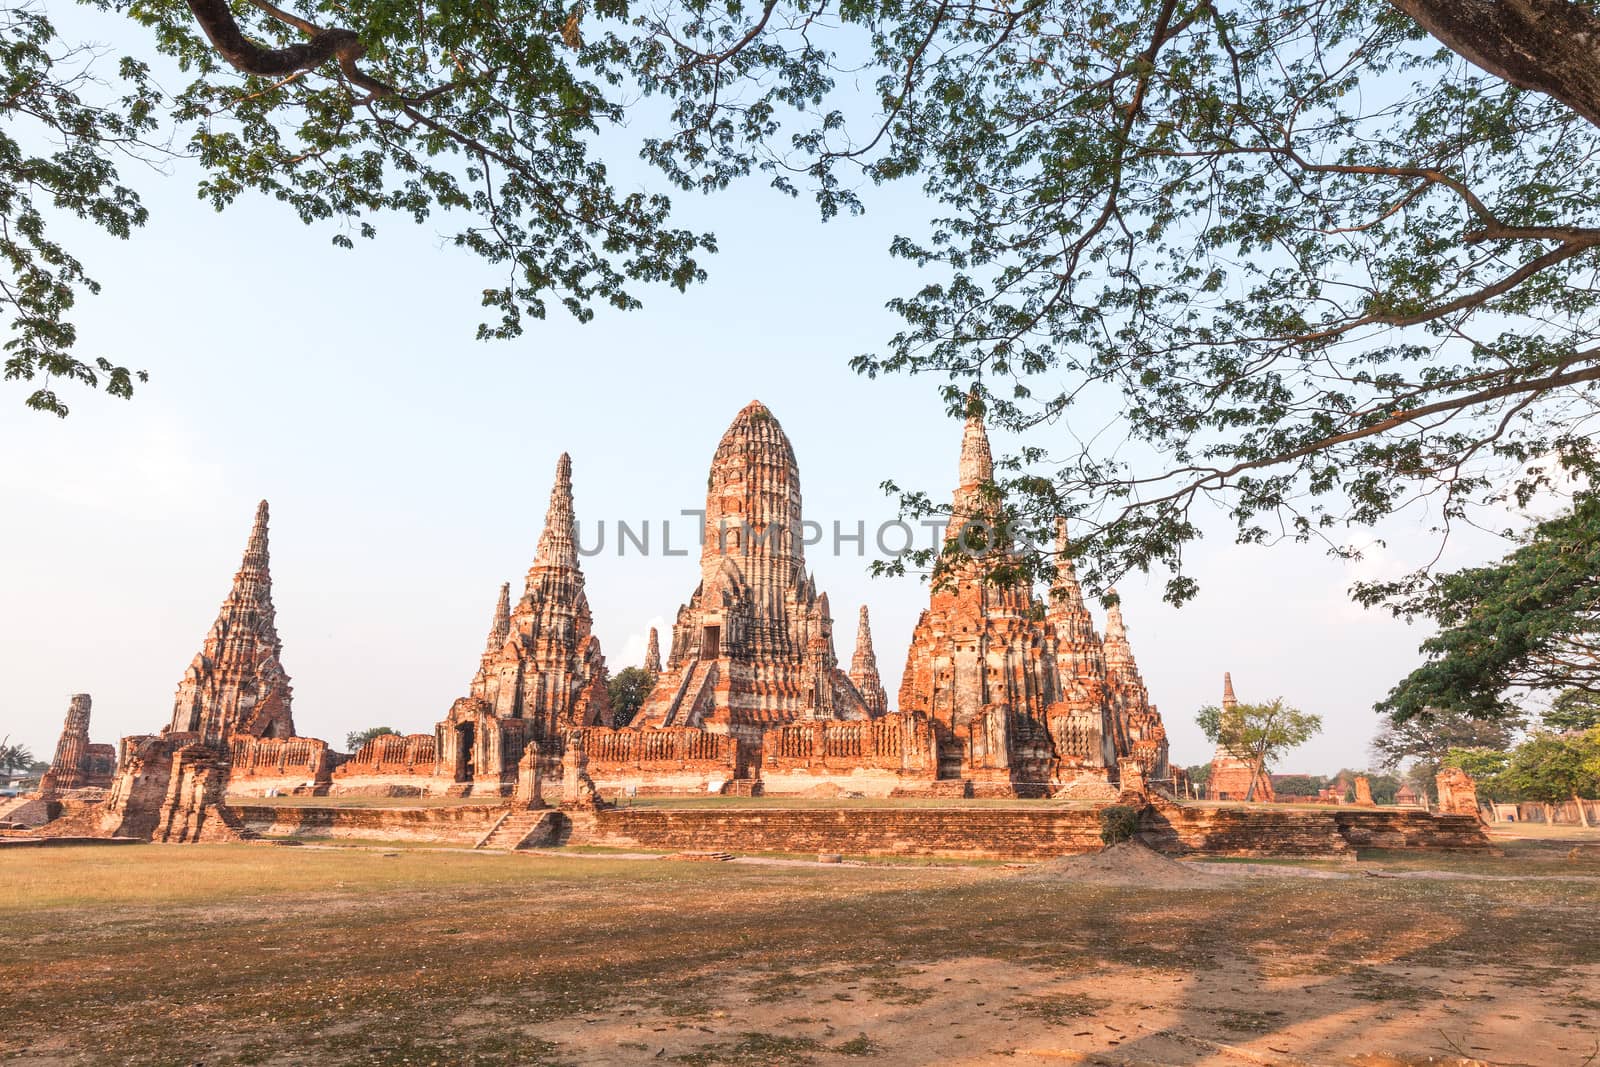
[0,15,1527,771]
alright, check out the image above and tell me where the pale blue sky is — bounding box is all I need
[0,12,1522,771]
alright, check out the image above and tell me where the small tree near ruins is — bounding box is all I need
[1198,699,1322,803]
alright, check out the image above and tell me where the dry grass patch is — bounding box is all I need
[3,845,1598,1065]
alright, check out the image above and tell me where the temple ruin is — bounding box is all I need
[897,405,1171,797]
[169,502,296,743]
[39,694,115,796]
[631,401,871,735]
[849,607,889,718]
[14,400,1498,857]
[42,502,314,840]
[432,454,613,796]
[1206,673,1276,801]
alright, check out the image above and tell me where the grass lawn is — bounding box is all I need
[5,835,1599,1065]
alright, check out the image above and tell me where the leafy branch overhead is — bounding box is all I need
[621,0,1600,600]
[10,0,1600,616]
[3,0,714,414]
[1369,494,1600,724]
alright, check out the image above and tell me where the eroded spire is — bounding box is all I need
[849,605,888,716]
[484,582,511,654]
[644,627,662,675]
[532,453,578,574]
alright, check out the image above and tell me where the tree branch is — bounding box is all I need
[185,0,363,80]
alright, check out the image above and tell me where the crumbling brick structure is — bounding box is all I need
[85,502,331,833]
[848,607,889,717]
[169,501,296,743]
[39,694,115,796]
[435,454,614,796]
[330,733,439,795]
[897,405,1171,797]
[1436,766,1482,818]
[630,401,873,738]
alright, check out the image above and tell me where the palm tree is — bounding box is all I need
[0,736,36,782]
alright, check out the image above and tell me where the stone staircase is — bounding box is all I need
[474,809,555,851]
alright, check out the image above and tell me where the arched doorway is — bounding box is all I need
[454,722,476,782]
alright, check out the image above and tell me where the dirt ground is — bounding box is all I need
[3,835,1598,1066]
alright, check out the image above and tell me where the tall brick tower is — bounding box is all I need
[633,401,870,737]
[438,454,613,791]
[169,501,295,744]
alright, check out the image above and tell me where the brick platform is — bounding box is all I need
[565,804,1491,860]
[234,804,506,845]
[228,801,1493,858]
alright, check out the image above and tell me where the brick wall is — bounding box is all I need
[569,804,1493,860]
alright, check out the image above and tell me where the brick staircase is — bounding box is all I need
[445,782,474,798]
[722,779,763,798]
[474,809,555,850]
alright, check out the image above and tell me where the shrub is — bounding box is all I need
[1099,804,1142,846]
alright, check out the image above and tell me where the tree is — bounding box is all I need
[1499,731,1599,827]
[1372,705,1526,770]
[345,726,399,752]
[1271,774,1328,798]
[1371,704,1524,798]
[1546,688,1600,733]
[0,737,34,773]
[1371,496,1600,724]
[1182,762,1212,791]
[6,0,712,415]
[0,7,162,415]
[1196,698,1321,802]
[611,0,1600,604]
[607,666,654,728]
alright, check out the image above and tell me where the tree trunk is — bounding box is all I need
[1391,0,1600,130]
[1575,793,1593,828]
[1543,802,1556,825]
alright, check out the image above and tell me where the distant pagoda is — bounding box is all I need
[169,501,295,744]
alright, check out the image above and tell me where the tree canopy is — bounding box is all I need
[1496,730,1599,824]
[611,0,1600,600]
[12,0,1600,607]
[345,725,399,752]
[0,737,34,772]
[1545,688,1600,733]
[1370,494,1600,724]
[607,666,655,728]
[4,0,712,415]
[1370,702,1524,769]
